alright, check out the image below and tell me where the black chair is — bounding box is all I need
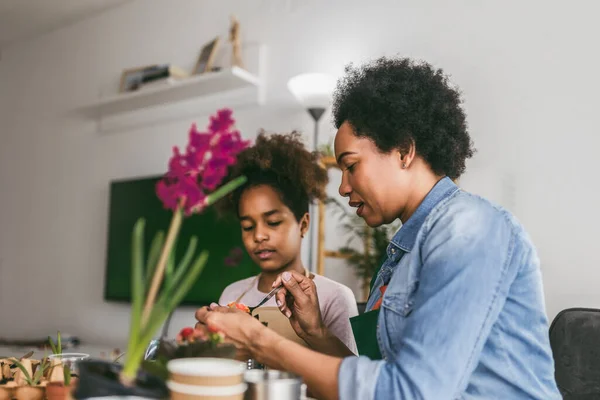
[549,307,600,399]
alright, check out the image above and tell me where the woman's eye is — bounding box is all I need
[267,221,282,227]
[347,163,356,172]
[241,225,254,232]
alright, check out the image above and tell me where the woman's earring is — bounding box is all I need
[402,162,407,169]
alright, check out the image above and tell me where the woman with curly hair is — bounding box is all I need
[197,57,560,399]
[216,132,358,355]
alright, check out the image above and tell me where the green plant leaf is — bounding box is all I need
[164,235,177,286]
[166,251,208,310]
[32,361,45,385]
[145,231,165,287]
[125,218,145,376]
[122,302,171,380]
[57,331,61,355]
[48,336,58,355]
[11,359,32,384]
[63,364,71,386]
[164,236,198,294]
[204,176,247,207]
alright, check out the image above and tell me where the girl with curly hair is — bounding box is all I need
[216,132,358,355]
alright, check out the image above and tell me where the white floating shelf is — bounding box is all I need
[84,66,261,118]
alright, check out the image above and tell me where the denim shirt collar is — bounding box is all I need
[388,177,459,255]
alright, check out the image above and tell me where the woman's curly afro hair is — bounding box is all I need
[332,57,475,180]
[217,131,328,221]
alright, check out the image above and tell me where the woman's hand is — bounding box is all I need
[272,271,326,341]
[194,303,280,365]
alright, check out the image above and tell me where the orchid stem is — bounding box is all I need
[141,203,183,326]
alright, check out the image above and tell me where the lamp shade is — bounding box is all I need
[287,73,336,109]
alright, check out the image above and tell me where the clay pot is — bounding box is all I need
[46,382,74,400]
[14,386,44,400]
[0,385,15,400]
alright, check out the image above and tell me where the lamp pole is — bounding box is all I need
[287,73,335,274]
[306,107,325,272]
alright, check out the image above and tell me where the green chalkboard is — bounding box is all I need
[104,175,260,305]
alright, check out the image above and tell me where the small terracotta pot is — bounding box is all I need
[46,382,74,400]
[14,386,44,400]
[0,385,14,400]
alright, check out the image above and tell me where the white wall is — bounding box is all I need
[1,0,599,347]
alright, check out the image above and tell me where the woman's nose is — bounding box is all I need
[339,174,352,197]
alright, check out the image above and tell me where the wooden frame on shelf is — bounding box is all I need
[193,37,220,75]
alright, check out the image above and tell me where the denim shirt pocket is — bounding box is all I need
[380,281,417,356]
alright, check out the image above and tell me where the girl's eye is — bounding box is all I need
[241,225,254,232]
[347,163,356,172]
[268,221,282,227]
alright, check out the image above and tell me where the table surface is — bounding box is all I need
[0,343,118,360]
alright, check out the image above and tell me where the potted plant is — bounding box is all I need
[11,358,47,400]
[0,359,16,400]
[46,365,74,400]
[45,332,64,383]
[140,326,236,381]
[72,109,250,399]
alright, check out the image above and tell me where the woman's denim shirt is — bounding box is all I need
[339,177,560,399]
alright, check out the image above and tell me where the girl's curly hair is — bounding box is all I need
[216,131,329,221]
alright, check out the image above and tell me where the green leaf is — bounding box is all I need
[32,362,45,385]
[145,231,165,287]
[164,236,198,294]
[123,302,171,380]
[164,236,177,286]
[204,176,247,207]
[125,218,145,373]
[12,359,32,384]
[166,251,208,310]
[57,331,61,355]
[63,364,71,386]
[48,336,58,355]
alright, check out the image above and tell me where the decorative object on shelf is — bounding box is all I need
[327,198,401,301]
[288,73,337,272]
[72,109,250,399]
[119,64,189,93]
[229,15,244,69]
[193,37,221,75]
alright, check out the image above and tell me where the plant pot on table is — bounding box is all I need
[14,386,44,400]
[71,359,168,400]
[46,380,78,400]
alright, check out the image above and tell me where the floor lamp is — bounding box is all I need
[287,73,336,272]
